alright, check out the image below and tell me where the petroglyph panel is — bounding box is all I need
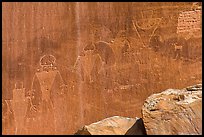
[2,2,202,135]
[177,10,201,34]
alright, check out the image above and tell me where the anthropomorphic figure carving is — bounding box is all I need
[12,82,28,134]
[2,99,15,135]
[26,55,68,134]
[74,43,102,83]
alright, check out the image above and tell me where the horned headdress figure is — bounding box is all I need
[26,54,68,134]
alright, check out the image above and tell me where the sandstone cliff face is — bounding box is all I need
[2,2,202,135]
[75,116,146,135]
[142,84,202,135]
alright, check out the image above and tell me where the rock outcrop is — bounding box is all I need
[125,118,147,135]
[142,84,202,135]
[74,116,146,135]
[3,2,202,134]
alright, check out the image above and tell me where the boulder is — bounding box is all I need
[75,116,146,135]
[125,118,147,135]
[142,84,202,135]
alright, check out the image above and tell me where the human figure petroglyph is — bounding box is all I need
[74,40,116,88]
[12,82,28,134]
[2,99,15,135]
[132,10,162,48]
[26,54,68,134]
[74,43,102,83]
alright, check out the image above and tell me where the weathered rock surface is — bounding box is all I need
[125,118,147,135]
[2,2,202,135]
[75,116,146,135]
[142,84,202,135]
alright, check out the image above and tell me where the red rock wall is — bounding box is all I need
[2,2,202,135]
